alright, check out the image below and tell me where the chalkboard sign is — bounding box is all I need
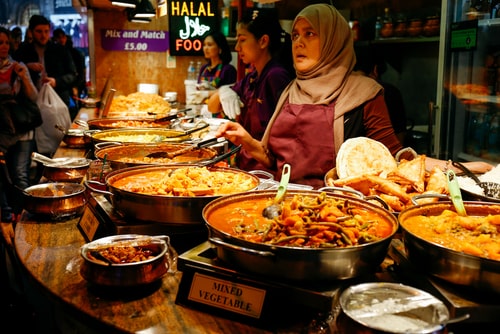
[168,0,219,56]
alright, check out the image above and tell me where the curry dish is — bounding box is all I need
[402,209,500,260]
[207,192,395,248]
[87,245,159,264]
[110,166,258,197]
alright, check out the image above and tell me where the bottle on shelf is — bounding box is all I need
[195,61,202,79]
[383,7,392,24]
[374,16,382,39]
[187,61,196,81]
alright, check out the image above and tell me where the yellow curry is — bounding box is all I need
[402,209,500,260]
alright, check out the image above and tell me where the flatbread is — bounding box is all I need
[336,137,397,179]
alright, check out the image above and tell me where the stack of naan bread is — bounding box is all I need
[329,137,448,212]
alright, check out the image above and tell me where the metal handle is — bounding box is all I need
[209,237,275,258]
[318,186,365,199]
[84,180,113,197]
[411,193,449,206]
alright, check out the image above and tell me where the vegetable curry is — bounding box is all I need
[207,192,395,248]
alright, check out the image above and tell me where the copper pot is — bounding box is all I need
[42,158,91,183]
[80,234,177,287]
[62,128,90,148]
[23,182,87,220]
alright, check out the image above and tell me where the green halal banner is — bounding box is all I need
[168,0,218,56]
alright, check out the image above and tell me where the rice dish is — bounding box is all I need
[457,163,500,196]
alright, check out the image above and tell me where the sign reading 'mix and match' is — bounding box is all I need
[168,0,218,56]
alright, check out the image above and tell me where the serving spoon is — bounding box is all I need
[262,164,291,219]
[447,170,467,216]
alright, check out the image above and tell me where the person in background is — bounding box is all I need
[354,45,408,145]
[191,31,237,113]
[53,28,86,117]
[0,27,38,223]
[207,8,293,171]
[215,4,491,188]
[14,15,77,116]
[196,31,237,104]
[8,27,22,56]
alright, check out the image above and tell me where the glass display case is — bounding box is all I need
[438,0,500,163]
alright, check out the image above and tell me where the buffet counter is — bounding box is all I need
[11,107,301,333]
[11,108,500,333]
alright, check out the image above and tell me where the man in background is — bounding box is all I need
[354,45,408,146]
[53,28,86,114]
[14,15,77,118]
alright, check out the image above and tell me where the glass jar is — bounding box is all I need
[407,19,423,37]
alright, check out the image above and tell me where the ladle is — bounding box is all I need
[447,170,467,216]
[262,164,291,219]
[453,161,500,199]
[31,152,88,167]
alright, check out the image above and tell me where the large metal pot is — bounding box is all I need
[398,201,500,294]
[88,123,209,146]
[85,164,260,225]
[80,234,177,287]
[93,141,219,170]
[203,190,399,281]
[23,182,87,220]
[86,117,174,130]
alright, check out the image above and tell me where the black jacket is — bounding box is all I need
[13,41,77,107]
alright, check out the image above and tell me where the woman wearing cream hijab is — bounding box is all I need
[216,3,401,188]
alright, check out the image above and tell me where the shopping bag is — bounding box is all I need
[35,84,71,155]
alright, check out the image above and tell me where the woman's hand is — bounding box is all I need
[13,62,30,80]
[216,121,274,168]
[215,121,249,145]
[42,76,56,87]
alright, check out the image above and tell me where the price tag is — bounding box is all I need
[101,29,169,52]
[77,205,101,242]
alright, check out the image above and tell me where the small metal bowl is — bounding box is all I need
[23,182,87,220]
[339,282,450,334]
[80,234,177,287]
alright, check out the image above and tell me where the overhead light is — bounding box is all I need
[130,17,152,23]
[110,0,137,8]
[131,0,156,18]
[126,8,152,23]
